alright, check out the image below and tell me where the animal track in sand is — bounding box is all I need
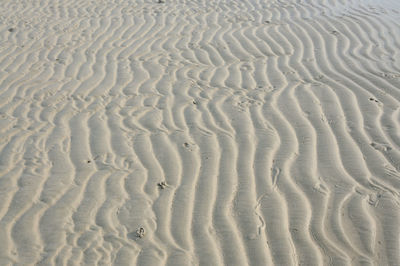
[157,181,168,189]
[371,142,392,152]
[136,227,145,238]
[183,142,196,151]
[380,72,400,79]
[369,97,379,103]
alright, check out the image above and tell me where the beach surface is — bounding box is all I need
[1,0,400,265]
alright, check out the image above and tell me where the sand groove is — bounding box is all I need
[1,0,400,265]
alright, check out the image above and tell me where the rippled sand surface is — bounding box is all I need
[0,0,400,265]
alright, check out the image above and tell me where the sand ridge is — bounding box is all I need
[0,0,400,265]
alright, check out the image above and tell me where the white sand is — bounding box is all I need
[1,0,400,265]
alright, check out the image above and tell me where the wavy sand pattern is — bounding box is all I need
[0,0,400,265]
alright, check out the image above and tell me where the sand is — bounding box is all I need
[0,0,400,265]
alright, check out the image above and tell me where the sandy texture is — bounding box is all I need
[1,0,400,265]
